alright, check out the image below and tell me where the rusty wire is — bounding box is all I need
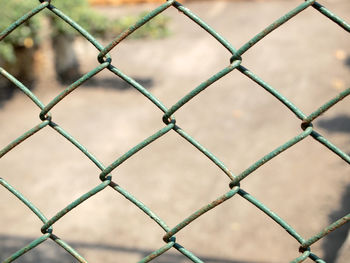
[0,0,349,262]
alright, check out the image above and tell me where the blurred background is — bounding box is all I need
[0,0,349,262]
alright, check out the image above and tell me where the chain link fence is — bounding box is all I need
[1,0,349,262]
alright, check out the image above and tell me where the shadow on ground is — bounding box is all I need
[317,114,350,134]
[0,77,36,109]
[82,76,154,91]
[0,86,16,109]
[317,114,350,158]
[345,56,350,69]
[322,185,350,263]
[0,234,267,263]
[0,84,36,109]
[0,76,153,109]
[315,112,350,262]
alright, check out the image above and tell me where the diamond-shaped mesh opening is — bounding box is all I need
[1,1,349,262]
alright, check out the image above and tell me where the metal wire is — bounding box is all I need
[1,0,349,262]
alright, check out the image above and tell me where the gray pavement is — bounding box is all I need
[1,0,350,262]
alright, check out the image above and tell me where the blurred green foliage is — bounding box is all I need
[112,12,170,39]
[0,0,170,64]
[0,1,41,63]
[49,0,111,38]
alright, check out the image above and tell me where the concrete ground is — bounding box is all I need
[1,0,349,262]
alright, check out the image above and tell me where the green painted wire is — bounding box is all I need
[0,0,349,262]
[301,213,350,249]
[311,1,350,32]
[2,234,51,263]
[51,234,88,263]
[138,238,175,263]
[0,1,49,41]
[236,0,316,57]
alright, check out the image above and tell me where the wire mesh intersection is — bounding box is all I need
[1,0,349,262]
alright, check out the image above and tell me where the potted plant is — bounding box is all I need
[48,0,111,83]
[0,1,42,88]
[0,0,170,91]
